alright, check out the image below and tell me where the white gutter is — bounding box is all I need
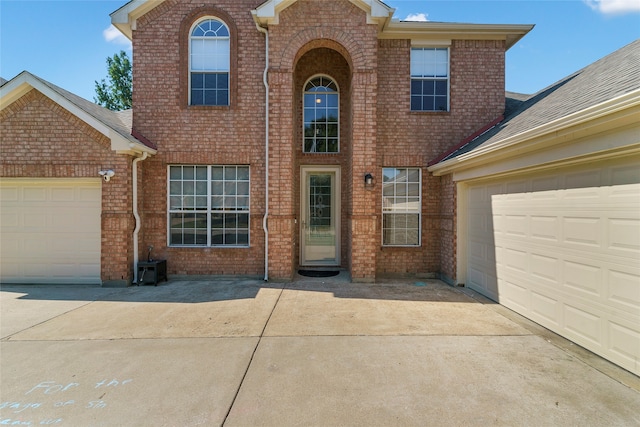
[132,152,149,284]
[255,21,270,282]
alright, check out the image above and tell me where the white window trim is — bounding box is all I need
[188,17,231,106]
[382,167,422,247]
[167,165,250,248]
[303,74,340,154]
[410,47,450,112]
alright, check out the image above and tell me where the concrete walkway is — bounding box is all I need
[1,275,639,426]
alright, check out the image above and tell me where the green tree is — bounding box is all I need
[94,50,132,111]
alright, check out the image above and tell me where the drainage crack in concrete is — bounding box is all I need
[221,282,287,426]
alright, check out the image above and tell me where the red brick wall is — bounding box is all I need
[0,90,134,285]
[375,39,505,280]
[131,0,267,277]
[131,0,506,281]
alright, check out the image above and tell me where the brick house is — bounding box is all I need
[112,0,531,283]
[2,1,638,374]
[1,0,533,284]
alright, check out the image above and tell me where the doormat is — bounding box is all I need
[298,270,340,278]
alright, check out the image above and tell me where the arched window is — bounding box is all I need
[190,18,230,106]
[303,76,339,153]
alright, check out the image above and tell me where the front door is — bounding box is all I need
[300,166,341,266]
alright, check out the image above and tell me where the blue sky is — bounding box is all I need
[1,0,638,102]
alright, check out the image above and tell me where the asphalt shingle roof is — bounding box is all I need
[440,38,640,162]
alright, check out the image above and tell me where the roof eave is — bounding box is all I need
[110,0,165,41]
[428,89,640,176]
[0,72,156,157]
[252,0,394,28]
[380,22,534,50]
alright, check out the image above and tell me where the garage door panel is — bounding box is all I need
[0,179,101,285]
[466,162,640,375]
[563,216,602,247]
[499,278,528,312]
[607,269,640,309]
[530,291,561,327]
[531,253,560,284]
[563,260,602,297]
[608,217,640,253]
[609,322,640,371]
[564,303,603,348]
[530,215,559,241]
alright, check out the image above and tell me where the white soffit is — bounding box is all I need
[252,0,394,26]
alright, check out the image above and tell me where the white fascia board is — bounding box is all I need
[253,0,393,27]
[428,90,640,177]
[1,72,155,157]
[1,72,111,137]
[380,22,533,50]
[111,0,165,40]
[110,130,157,156]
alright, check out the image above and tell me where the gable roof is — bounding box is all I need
[0,71,156,156]
[111,0,532,49]
[429,39,640,174]
[252,0,394,28]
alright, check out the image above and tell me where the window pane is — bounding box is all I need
[204,90,217,105]
[212,167,223,180]
[411,96,422,111]
[217,90,229,106]
[237,167,249,181]
[225,167,237,180]
[237,181,249,196]
[225,181,236,196]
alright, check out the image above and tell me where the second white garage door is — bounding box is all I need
[0,178,101,285]
[465,158,640,375]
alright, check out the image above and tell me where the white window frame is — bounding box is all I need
[382,167,422,247]
[410,47,450,112]
[189,17,230,106]
[167,165,250,248]
[303,74,340,153]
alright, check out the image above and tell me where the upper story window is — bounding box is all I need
[190,18,230,106]
[411,47,449,112]
[303,76,339,153]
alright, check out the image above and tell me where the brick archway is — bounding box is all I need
[275,27,370,73]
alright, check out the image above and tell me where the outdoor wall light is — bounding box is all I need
[365,173,374,186]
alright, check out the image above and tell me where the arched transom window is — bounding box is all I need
[303,76,339,153]
[190,18,230,106]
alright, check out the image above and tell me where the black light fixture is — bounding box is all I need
[364,173,373,186]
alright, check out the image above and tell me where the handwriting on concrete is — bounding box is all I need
[0,379,132,426]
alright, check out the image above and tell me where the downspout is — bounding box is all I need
[255,21,269,282]
[132,152,149,284]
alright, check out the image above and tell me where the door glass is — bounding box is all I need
[303,172,337,265]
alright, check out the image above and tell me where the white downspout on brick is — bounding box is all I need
[255,22,270,282]
[132,152,149,284]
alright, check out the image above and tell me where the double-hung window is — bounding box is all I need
[382,168,421,246]
[303,76,339,153]
[190,18,230,106]
[169,165,249,247]
[411,47,449,112]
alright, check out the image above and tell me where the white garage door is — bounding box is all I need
[466,159,640,375]
[0,178,101,285]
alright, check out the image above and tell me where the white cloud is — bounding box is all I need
[584,0,640,14]
[103,25,131,46]
[404,13,429,22]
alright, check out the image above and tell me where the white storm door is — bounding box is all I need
[300,167,340,266]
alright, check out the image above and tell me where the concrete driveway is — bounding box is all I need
[1,275,639,426]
